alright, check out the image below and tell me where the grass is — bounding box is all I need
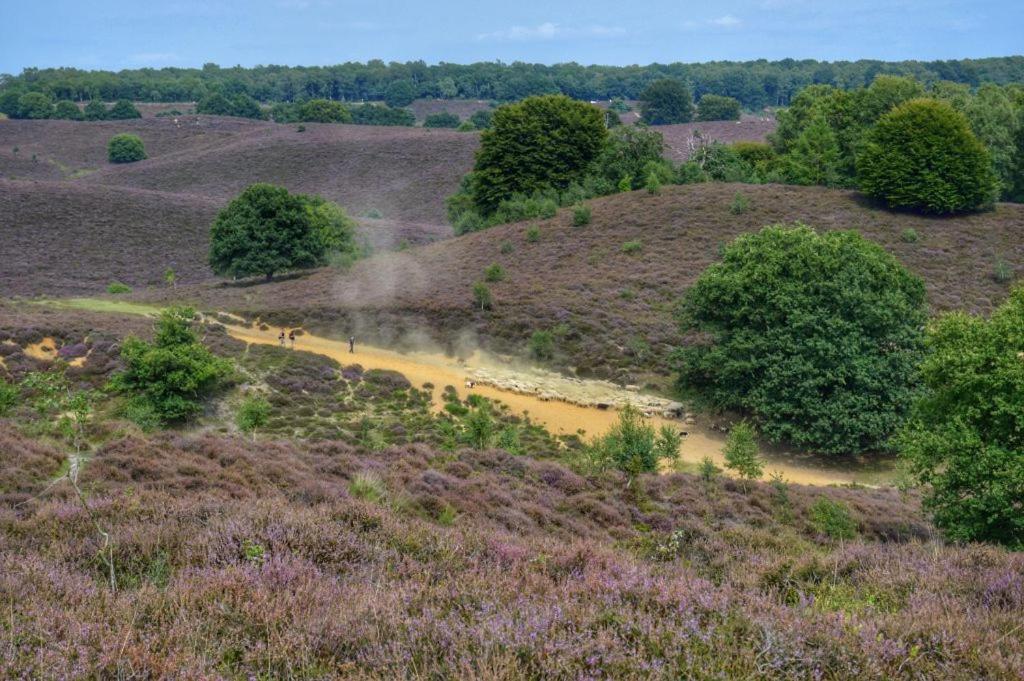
[31,297,163,316]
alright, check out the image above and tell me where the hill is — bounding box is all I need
[139,183,1024,381]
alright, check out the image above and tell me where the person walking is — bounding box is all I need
[278,330,286,347]
[349,336,355,353]
[288,330,296,349]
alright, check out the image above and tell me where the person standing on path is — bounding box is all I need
[349,336,355,353]
[278,330,286,347]
[288,330,296,349]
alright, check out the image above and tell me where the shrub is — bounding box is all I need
[110,307,232,424]
[698,456,721,483]
[593,406,658,475]
[901,228,919,243]
[604,110,621,128]
[107,133,147,163]
[645,171,662,195]
[898,286,1024,546]
[350,104,416,126]
[484,263,505,282]
[470,95,607,214]
[0,377,18,416]
[106,99,141,120]
[654,425,682,462]
[164,268,176,288]
[621,240,642,254]
[676,161,708,184]
[640,79,693,125]
[469,109,493,130]
[810,497,858,541]
[499,240,513,254]
[609,97,631,113]
[457,121,475,132]
[349,471,386,502]
[297,99,351,123]
[209,184,356,280]
[697,94,742,121]
[384,80,416,108]
[83,100,107,121]
[15,92,54,119]
[525,225,540,243]
[236,394,271,439]
[198,93,264,119]
[572,205,591,226]
[52,100,83,120]
[106,281,132,294]
[119,397,161,432]
[464,403,495,449]
[729,192,750,215]
[472,281,492,310]
[993,259,1013,284]
[857,99,998,213]
[675,224,927,455]
[723,421,763,487]
[528,330,555,361]
[423,112,460,128]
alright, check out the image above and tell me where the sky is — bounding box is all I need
[1,0,1022,74]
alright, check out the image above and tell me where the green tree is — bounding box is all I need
[197,92,234,116]
[471,95,607,214]
[83,100,107,121]
[423,112,460,128]
[469,109,493,130]
[675,224,927,455]
[697,94,741,121]
[898,286,1024,546]
[110,307,232,424]
[236,394,271,440]
[384,79,416,107]
[596,405,658,476]
[107,133,147,163]
[106,99,141,119]
[209,184,353,280]
[297,99,352,123]
[472,281,492,310]
[0,377,18,416]
[963,84,1019,199]
[639,79,693,125]
[52,100,83,120]
[782,114,842,186]
[596,125,665,190]
[16,92,54,119]
[857,99,997,213]
[723,421,763,487]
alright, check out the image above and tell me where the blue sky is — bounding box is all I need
[1,0,1021,73]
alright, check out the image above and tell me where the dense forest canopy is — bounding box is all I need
[3,57,1023,108]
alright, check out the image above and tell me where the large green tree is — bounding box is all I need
[899,286,1024,546]
[297,98,351,123]
[697,94,741,121]
[209,184,355,280]
[106,99,141,119]
[675,224,927,455]
[856,98,997,213]
[639,79,693,125]
[471,95,606,214]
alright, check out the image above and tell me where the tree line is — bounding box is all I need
[2,56,1023,109]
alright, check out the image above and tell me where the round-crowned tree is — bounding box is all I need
[83,100,108,121]
[674,223,927,455]
[106,99,142,120]
[297,99,352,123]
[15,92,54,119]
[697,94,742,121]
[856,98,997,213]
[639,79,693,125]
[107,133,147,163]
[423,112,461,128]
[471,94,607,214]
[52,100,83,120]
[209,183,355,280]
[384,80,416,108]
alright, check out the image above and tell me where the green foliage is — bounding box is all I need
[349,103,415,126]
[236,394,271,436]
[697,94,742,121]
[723,421,763,485]
[963,84,1020,199]
[52,100,83,120]
[645,172,662,195]
[464,402,496,449]
[699,456,721,483]
[349,471,386,503]
[729,192,750,215]
[472,281,492,310]
[471,95,607,214]
[898,287,1024,546]
[640,79,693,125]
[119,397,161,432]
[20,368,95,451]
[423,112,460,128]
[528,330,555,361]
[525,225,540,243]
[604,110,621,128]
[164,268,176,287]
[675,224,927,455]
[782,114,842,186]
[106,281,132,294]
[609,97,631,113]
[197,93,264,119]
[384,80,416,108]
[592,406,659,476]
[499,240,514,254]
[621,240,642,254]
[0,377,18,416]
[110,307,232,424]
[857,99,998,213]
[469,109,493,130]
[483,263,505,282]
[810,497,858,540]
[15,92,54,119]
[572,205,591,226]
[83,100,107,121]
[107,133,146,163]
[209,184,356,280]
[596,125,665,190]
[296,99,351,123]
[654,425,683,462]
[106,99,141,120]
[993,259,1013,284]
[901,228,919,243]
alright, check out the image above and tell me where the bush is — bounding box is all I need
[349,471,386,502]
[198,93,264,119]
[729,192,750,215]
[483,263,505,282]
[384,80,416,108]
[83,100,107,121]
[675,224,927,455]
[209,184,356,280]
[699,456,721,483]
[572,205,591,226]
[993,259,1013,284]
[525,225,540,243]
[528,330,555,361]
[15,92,54,119]
[52,100,83,120]
[645,172,662,195]
[810,498,858,541]
[472,281,492,310]
[697,94,741,121]
[621,240,642,254]
[857,99,997,213]
[469,109,493,130]
[349,104,415,126]
[423,112,460,128]
[106,99,141,120]
[592,406,659,475]
[470,95,607,214]
[106,281,132,294]
[110,307,232,424]
[901,228,919,243]
[723,421,763,486]
[236,395,271,438]
[0,378,18,416]
[297,99,351,123]
[107,133,147,163]
[898,286,1024,546]
[639,79,693,125]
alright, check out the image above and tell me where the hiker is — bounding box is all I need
[288,330,296,348]
[465,379,476,389]
[278,330,286,347]
[349,336,355,353]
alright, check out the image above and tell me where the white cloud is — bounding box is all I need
[476,22,625,42]
[709,15,741,27]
